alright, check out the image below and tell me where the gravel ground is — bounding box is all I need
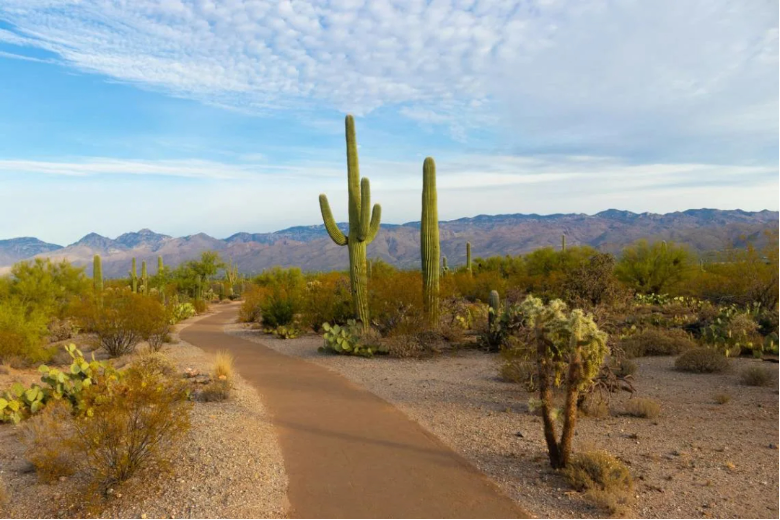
[0,314,288,519]
[229,324,779,519]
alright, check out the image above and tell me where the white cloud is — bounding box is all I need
[1,0,774,162]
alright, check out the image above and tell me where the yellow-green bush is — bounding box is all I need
[0,301,52,364]
[675,348,729,373]
[619,328,697,358]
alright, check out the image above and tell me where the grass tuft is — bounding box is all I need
[623,398,661,419]
[740,366,774,387]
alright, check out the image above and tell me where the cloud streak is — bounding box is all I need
[1,1,775,162]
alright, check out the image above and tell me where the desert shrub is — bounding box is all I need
[741,366,774,387]
[131,352,176,378]
[563,253,629,308]
[383,331,445,359]
[714,393,731,404]
[623,398,660,418]
[320,321,387,357]
[301,273,353,331]
[498,342,537,390]
[239,285,267,323]
[6,258,90,318]
[565,451,633,516]
[368,270,425,336]
[611,359,638,378]
[192,298,208,314]
[619,328,697,358]
[675,348,729,373]
[269,324,300,339]
[0,301,52,364]
[47,318,79,342]
[76,291,167,357]
[615,239,692,294]
[73,363,191,490]
[21,401,78,483]
[199,380,231,402]
[580,395,610,418]
[261,296,296,327]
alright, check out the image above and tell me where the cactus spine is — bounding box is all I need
[129,258,138,293]
[93,255,103,293]
[141,261,148,295]
[319,115,382,328]
[466,242,472,275]
[421,157,440,326]
[561,234,566,252]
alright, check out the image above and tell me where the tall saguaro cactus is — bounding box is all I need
[421,157,440,325]
[466,242,472,275]
[157,256,164,275]
[141,261,149,296]
[93,255,103,294]
[561,234,566,252]
[129,258,138,293]
[319,115,382,328]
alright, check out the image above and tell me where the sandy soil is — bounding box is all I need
[0,314,288,519]
[229,325,779,519]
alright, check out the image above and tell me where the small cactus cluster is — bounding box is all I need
[319,115,381,329]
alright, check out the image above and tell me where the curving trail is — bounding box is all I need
[181,304,528,519]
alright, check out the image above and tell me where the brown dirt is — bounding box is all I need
[182,304,527,519]
[230,323,780,519]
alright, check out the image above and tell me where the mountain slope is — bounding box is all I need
[0,237,63,266]
[0,209,776,277]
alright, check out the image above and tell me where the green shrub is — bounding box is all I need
[261,295,296,327]
[170,302,196,323]
[623,398,660,418]
[0,301,52,364]
[301,273,353,331]
[675,348,729,373]
[239,285,267,323]
[740,366,774,387]
[619,328,697,358]
[192,298,208,314]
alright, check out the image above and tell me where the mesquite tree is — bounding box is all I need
[319,115,382,328]
[520,296,608,468]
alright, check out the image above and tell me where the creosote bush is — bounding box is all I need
[21,400,78,483]
[741,366,774,387]
[675,348,729,373]
[619,328,697,358]
[623,398,661,419]
[73,362,192,490]
[564,451,633,517]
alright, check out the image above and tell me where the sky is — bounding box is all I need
[0,0,777,245]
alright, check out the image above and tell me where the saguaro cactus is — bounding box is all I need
[93,255,103,294]
[561,234,566,252]
[466,242,472,275]
[442,256,449,275]
[129,258,138,293]
[141,261,149,295]
[421,157,440,325]
[488,290,500,329]
[157,256,164,275]
[319,115,382,328]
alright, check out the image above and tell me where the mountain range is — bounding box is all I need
[0,209,776,277]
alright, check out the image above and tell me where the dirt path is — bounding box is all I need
[180,304,527,519]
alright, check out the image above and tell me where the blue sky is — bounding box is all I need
[0,0,777,245]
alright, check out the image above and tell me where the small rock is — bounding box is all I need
[515,432,524,438]
[768,443,777,449]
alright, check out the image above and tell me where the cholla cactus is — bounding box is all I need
[319,115,382,328]
[520,296,608,468]
[421,157,440,325]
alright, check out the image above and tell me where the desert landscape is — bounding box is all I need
[0,1,777,518]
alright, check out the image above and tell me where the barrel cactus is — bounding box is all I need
[319,115,382,328]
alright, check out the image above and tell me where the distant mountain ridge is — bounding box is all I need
[0,209,776,277]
